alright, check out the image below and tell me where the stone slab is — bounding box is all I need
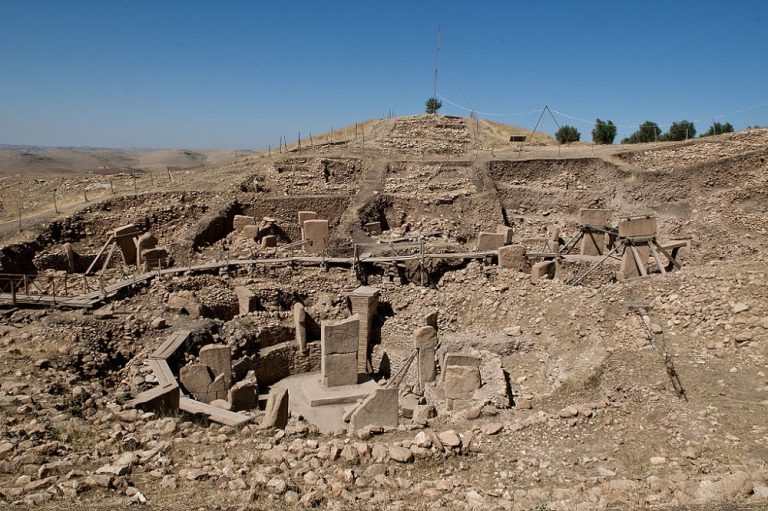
[443,365,481,400]
[303,219,329,254]
[364,221,382,235]
[199,344,232,385]
[476,232,506,251]
[531,260,556,282]
[413,326,437,349]
[127,383,179,414]
[298,211,318,239]
[228,381,257,412]
[349,388,399,431]
[302,376,379,407]
[321,315,360,355]
[498,244,529,271]
[234,286,258,315]
[233,215,256,231]
[179,397,251,427]
[443,352,482,368]
[262,387,289,429]
[618,216,657,239]
[323,352,358,387]
[496,225,514,244]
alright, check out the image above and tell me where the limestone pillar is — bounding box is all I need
[348,286,380,373]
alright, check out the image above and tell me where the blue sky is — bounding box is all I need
[1,0,766,148]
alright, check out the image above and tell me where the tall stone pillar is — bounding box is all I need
[348,286,380,373]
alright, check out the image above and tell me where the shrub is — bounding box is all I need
[621,121,661,144]
[591,119,617,144]
[425,97,442,114]
[555,125,581,144]
[701,122,734,137]
[663,120,696,141]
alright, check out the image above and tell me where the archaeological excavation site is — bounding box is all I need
[1,114,767,510]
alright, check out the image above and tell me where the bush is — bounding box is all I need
[621,121,661,144]
[701,122,734,137]
[591,119,617,144]
[663,120,696,141]
[425,97,442,114]
[555,125,581,144]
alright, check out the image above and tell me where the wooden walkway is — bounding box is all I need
[0,249,502,309]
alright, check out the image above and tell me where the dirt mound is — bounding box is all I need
[381,114,472,155]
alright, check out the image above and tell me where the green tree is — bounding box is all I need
[555,125,581,143]
[701,122,734,137]
[591,119,617,144]
[425,97,442,114]
[621,121,662,144]
[663,120,696,141]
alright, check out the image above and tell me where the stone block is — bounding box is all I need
[620,245,650,279]
[261,235,277,248]
[293,303,307,351]
[127,383,179,414]
[618,216,657,239]
[303,219,329,254]
[443,352,482,368]
[580,209,612,255]
[207,373,229,402]
[234,286,258,315]
[476,232,506,251]
[413,326,437,349]
[112,224,140,265]
[233,215,256,232]
[498,244,529,271]
[443,365,481,400]
[228,381,258,412]
[63,243,77,273]
[413,404,436,425]
[240,225,259,239]
[141,247,169,269]
[349,287,379,374]
[134,232,158,267]
[298,210,318,239]
[323,353,358,387]
[321,316,360,355]
[496,225,514,244]
[531,260,556,283]
[199,344,232,387]
[418,346,437,385]
[424,310,438,330]
[179,364,213,401]
[262,388,289,429]
[349,388,399,431]
[365,221,382,235]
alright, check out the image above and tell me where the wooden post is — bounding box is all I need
[310,133,313,148]
[268,144,271,157]
[110,177,114,194]
[51,276,56,304]
[99,275,105,299]
[167,167,173,183]
[298,132,301,151]
[53,190,58,214]
[132,175,137,193]
[11,278,16,305]
[64,274,68,296]
[150,171,155,187]
[83,190,88,203]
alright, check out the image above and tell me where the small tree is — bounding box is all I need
[622,121,662,144]
[555,125,581,144]
[592,119,617,144]
[701,122,734,137]
[663,120,696,141]
[425,97,442,114]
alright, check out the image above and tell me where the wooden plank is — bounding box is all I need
[85,234,115,275]
[147,359,176,387]
[179,397,251,427]
[648,243,667,275]
[629,245,648,277]
[150,330,192,360]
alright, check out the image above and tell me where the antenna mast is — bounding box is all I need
[432,25,441,99]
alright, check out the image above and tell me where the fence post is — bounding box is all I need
[53,190,59,214]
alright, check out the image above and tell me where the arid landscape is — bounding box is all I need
[1,114,767,511]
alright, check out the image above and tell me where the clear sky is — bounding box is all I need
[1,0,766,148]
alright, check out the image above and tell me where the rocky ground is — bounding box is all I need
[1,116,767,510]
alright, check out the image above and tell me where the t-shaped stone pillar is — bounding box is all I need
[348,286,380,373]
[413,326,437,386]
